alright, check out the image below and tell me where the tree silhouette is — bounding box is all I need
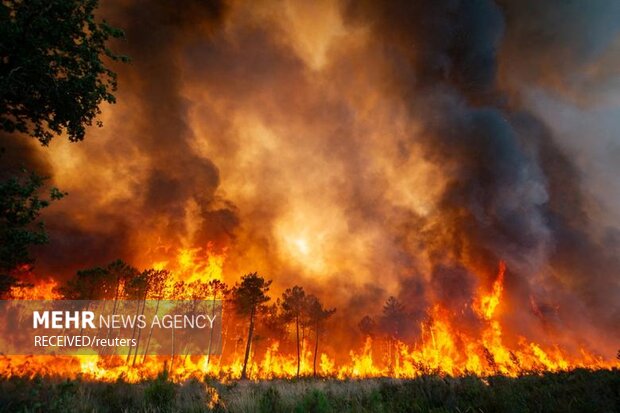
[57,265,109,337]
[57,266,110,300]
[306,294,335,377]
[125,270,149,362]
[232,272,271,380]
[205,279,228,369]
[358,315,377,338]
[381,296,407,338]
[0,0,127,144]
[261,299,288,343]
[168,280,189,372]
[182,279,228,368]
[141,269,169,364]
[0,171,64,296]
[1,0,126,293]
[104,260,139,344]
[281,285,307,378]
[380,296,408,372]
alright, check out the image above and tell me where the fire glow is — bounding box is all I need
[2,0,619,384]
[1,252,616,382]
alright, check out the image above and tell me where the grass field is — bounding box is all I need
[0,369,618,413]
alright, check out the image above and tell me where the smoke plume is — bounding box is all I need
[3,0,618,358]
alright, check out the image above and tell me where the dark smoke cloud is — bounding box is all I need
[343,0,549,273]
[500,0,620,343]
[341,0,619,348]
[113,0,237,249]
[497,0,620,96]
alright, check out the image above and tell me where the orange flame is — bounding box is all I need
[1,260,617,382]
[475,261,506,320]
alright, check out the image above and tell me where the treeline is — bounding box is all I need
[51,259,336,379]
[357,296,416,373]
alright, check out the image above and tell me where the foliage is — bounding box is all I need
[380,296,408,339]
[207,279,229,300]
[57,259,140,300]
[231,272,272,317]
[57,266,110,300]
[0,169,65,296]
[144,370,176,412]
[306,295,336,329]
[258,386,283,413]
[295,389,332,413]
[358,315,376,338]
[0,0,127,145]
[281,286,307,323]
[0,0,125,293]
[232,272,271,380]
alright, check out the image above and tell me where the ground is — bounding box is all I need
[0,369,618,412]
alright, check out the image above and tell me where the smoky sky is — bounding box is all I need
[10,0,239,276]
[2,0,618,356]
[339,0,618,347]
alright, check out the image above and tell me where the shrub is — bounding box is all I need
[295,389,331,413]
[258,386,283,413]
[144,370,176,412]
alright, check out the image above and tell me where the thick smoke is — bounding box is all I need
[21,0,239,275]
[342,0,619,351]
[4,0,618,357]
[115,0,238,248]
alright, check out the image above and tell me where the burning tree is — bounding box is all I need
[231,272,271,380]
[106,260,139,325]
[305,294,335,377]
[380,296,408,372]
[358,315,377,339]
[124,269,150,363]
[261,299,288,344]
[57,267,108,301]
[204,279,229,369]
[281,285,307,378]
[141,269,170,364]
[280,287,336,378]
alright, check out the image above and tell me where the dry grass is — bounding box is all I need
[0,369,618,412]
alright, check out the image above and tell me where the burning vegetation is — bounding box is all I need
[1,0,619,392]
[0,252,616,382]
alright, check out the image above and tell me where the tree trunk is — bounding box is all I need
[132,291,148,366]
[106,276,122,342]
[241,307,255,380]
[296,315,300,378]
[182,300,198,366]
[126,299,142,362]
[206,295,217,371]
[169,324,175,375]
[142,298,160,363]
[313,322,319,377]
[217,303,230,372]
[388,336,395,375]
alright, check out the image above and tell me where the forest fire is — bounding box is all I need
[1,3,619,408]
[1,256,616,382]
